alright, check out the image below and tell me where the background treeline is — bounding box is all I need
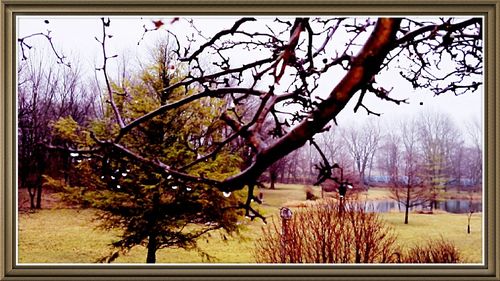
[17,52,482,210]
[263,115,482,192]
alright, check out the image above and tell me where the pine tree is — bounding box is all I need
[48,44,244,263]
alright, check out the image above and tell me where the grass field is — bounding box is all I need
[18,184,482,264]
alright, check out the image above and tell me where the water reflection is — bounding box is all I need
[363,199,482,214]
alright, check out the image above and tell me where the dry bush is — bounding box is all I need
[402,238,461,263]
[254,199,399,263]
[304,185,318,200]
[255,199,462,264]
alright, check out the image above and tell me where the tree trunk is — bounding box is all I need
[429,190,436,212]
[359,171,366,191]
[467,213,472,234]
[404,185,411,224]
[146,192,160,263]
[270,171,277,189]
[28,189,36,209]
[146,233,157,263]
[34,147,46,209]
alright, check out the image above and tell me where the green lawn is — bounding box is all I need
[18,184,483,263]
[381,212,482,263]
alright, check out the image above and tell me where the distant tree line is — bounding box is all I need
[17,51,100,209]
[261,113,482,195]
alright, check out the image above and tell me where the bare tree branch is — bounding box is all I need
[222,18,402,190]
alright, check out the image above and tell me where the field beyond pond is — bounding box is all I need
[18,184,482,263]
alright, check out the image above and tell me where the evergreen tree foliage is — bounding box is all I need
[47,44,244,263]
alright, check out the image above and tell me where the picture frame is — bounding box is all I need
[1,0,498,280]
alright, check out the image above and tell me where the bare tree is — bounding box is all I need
[379,129,400,183]
[379,130,402,209]
[18,56,56,209]
[417,110,461,211]
[318,126,348,170]
[343,121,381,190]
[22,16,482,220]
[464,117,482,190]
[266,157,289,189]
[391,118,430,224]
[18,51,98,209]
[447,139,465,190]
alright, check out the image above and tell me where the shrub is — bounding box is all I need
[254,199,399,263]
[304,185,318,200]
[403,238,461,263]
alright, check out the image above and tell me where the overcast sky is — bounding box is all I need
[17,16,483,142]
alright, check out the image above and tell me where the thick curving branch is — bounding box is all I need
[221,18,402,191]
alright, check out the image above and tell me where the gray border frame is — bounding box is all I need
[1,1,498,280]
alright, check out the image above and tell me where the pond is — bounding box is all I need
[363,199,482,214]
